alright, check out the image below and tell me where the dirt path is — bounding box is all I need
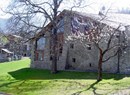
[0,92,11,95]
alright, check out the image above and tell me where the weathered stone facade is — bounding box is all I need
[30,10,130,74]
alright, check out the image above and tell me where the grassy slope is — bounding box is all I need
[0,58,130,95]
[0,58,30,75]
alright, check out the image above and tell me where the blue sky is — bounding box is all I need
[0,0,130,19]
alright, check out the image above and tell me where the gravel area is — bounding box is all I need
[0,92,11,95]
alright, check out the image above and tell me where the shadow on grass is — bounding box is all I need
[3,68,130,95]
[0,79,45,95]
[71,81,101,95]
[8,68,129,80]
[0,80,20,88]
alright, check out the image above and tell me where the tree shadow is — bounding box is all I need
[71,81,100,95]
[0,79,47,95]
[87,81,101,95]
[5,68,130,95]
[8,68,129,80]
[0,80,25,95]
[8,68,97,80]
[0,80,20,88]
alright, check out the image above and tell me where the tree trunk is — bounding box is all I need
[97,49,103,82]
[117,48,120,73]
[51,28,58,74]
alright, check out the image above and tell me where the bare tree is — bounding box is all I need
[86,23,127,81]
[70,10,127,81]
[6,0,87,73]
[70,6,127,81]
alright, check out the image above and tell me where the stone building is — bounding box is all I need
[30,10,130,74]
[5,34,31,57]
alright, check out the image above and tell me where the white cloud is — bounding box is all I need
[0,0,11,18]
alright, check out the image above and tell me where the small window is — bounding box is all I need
[87,44,91,50]
[36,37,45,50]
[72,58,76,63]
[57,18,64,33]
[59,47,63,53]
[116,34,119,38]
[50,56,53,60]
[70,43,74,49]
[89,63,92,67]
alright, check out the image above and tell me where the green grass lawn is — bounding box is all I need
[0,58,130,95]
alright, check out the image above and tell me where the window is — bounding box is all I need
[70,43,74,49]
[37,37,45,50]
[89,63,92,67]
[59,47,63,53]
[72,58,76,63]
[50,56,53,60]
[87,44,91,50]
[116,34,119,38]
[57,18,64,33]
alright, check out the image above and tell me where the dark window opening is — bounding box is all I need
[87,44,91,50]
[60,16,63,19]
[50,56,53,60]
[116,34,119,38]
[89,63,92,67]
[24,53,26,56]
[70,43,74,49]
[57,19,60,23]
[72,58,76,63]
[59,47,63,53]
[50,25,53,28]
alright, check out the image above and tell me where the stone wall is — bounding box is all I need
[30,30,52,70]
[62,13,99,71]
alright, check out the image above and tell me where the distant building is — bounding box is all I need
[4,34,31,58]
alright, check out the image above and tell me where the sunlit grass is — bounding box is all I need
[0,58,130,95]
[0,58,30,75]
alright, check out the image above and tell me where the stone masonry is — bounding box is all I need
[30,10,130,74]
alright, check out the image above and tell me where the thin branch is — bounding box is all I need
[102,49,119,62]
[25,0,53,22]
[103,25,121,55]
